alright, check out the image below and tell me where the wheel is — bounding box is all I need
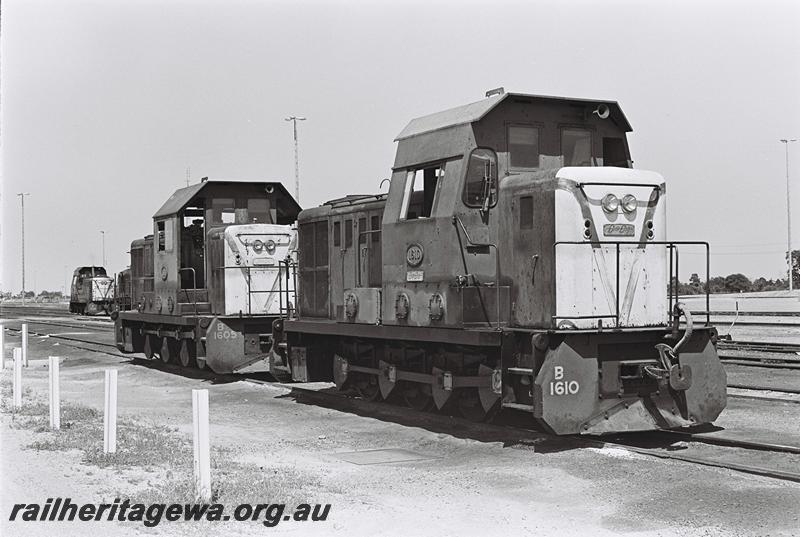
[179,339,197,368]
[85,302,99,316]
[457,389,490,422]
[354,374,382,401]
[403,382,434,411]
[161,337,179,364]
[143,335,160,360]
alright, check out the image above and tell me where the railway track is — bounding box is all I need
[278,381,800,484]
[718,340,800,354]
[3,319,799,486]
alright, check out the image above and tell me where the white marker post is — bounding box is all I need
[192,389,211,501]
[0,321,5,369]
[103,370,118,453]
[13,348,23,409]
[21,323,28,367]
[49,357,61,430]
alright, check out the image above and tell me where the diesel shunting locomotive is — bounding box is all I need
[70,266,115,315]
[115,90,727,435]
[114,179,301,372]
[277,90,726,434]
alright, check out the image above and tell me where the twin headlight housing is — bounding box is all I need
[252,239,277,254]
[602,193,637,214]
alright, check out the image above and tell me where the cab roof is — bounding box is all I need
[153,180,301,221]
[394,92,632,141]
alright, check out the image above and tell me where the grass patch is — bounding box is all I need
[134,459,322,505]
[2,387,335,507]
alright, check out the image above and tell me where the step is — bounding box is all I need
[178,289,209,303]
[502,402,534,412]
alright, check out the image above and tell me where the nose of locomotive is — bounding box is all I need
[532,331,727,435]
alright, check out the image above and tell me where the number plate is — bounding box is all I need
[406,270,424,282]
[603,224,635,237]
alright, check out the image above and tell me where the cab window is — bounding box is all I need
[156,220,173,252]
[562,129,592,166]
[508,125,539,169]
[247,198,271,223]
[400,163,444,220]
[462,148,498,208]
[211,198,236,224]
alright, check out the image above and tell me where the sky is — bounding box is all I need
[1,0,799,293]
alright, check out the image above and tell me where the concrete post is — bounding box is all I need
[21,323,28,367]
[192,389,211,501]
[104,370,117,453]
[49,357,61,430]
[13,349,22,409]
[0,322,5,369]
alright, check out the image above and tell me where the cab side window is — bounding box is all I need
[462,148,498,208]
[400,163,445,220]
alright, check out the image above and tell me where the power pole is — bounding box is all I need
[17,193,30,304]
[186,167,191,187]
[285,116,306,203]
[781,139,797,292]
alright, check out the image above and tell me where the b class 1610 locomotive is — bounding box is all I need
[114,179,301,373]
[275,90,727,435]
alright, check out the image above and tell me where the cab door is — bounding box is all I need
[452,148,500,279]
[357,211,383,288]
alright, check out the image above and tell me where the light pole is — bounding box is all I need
[17,193,30,304]
[285,116,306,203]
[781,139,797,291]
[100,230,106,267]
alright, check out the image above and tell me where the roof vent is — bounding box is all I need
[201,177,209,182]
[485,87,505,98]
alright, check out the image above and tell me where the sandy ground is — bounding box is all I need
[1,330,800,536]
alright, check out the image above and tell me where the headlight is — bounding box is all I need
[265,240,276,254]
[621,194,637,213]
[601,194,620,213]
[252,239,264,252]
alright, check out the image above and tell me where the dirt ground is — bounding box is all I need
[2,329,800,537]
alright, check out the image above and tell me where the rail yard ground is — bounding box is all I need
[2,303,800,536]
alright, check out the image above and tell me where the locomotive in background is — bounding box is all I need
[114,179,300,372]
[277,90,726,435]
[69,266,115,315]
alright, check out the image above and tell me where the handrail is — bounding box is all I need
[451,215,501,331]
[213,263,297,317]
[177,267,198,315]
[553,240,710,329]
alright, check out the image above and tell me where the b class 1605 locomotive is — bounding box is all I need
[275,90,726,435]
[114,179,301,372]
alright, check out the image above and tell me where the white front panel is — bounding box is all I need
[91,278,115,301]
[223,224,297,316]
[555,167,668,329]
